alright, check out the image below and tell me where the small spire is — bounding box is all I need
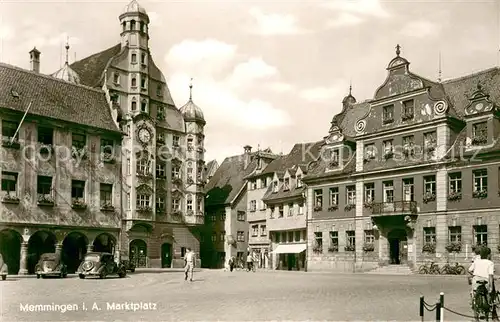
[65,36,70,64]
[438,52,442,83]
[189,78,193,101]
[349,80,352,95]
[396,44,401,57]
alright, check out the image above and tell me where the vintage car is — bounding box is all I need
[77,252,126,279]
[35,253,67,278]
[0,254,7,280]
[120,251,136,273]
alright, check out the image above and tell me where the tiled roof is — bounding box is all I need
[304,153,356,181]
[0,63,121,133]
[263,184,305,203]
[70,44,122,87]
[204,154,258,206]
[339,101,371,137]
[205,160,218,174]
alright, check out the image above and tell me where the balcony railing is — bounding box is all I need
[371,201,417,216]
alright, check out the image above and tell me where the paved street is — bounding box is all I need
[0,270,473,321]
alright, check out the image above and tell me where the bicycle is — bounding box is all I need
[246,262,256,272]
[472,280,492,321]
[418,261,440,274]
[440,261,465,275]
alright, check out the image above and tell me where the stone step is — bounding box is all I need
[365,265,413,275]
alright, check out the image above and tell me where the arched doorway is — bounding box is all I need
[93,233,116,253]
[62,232,88,273]
[130,239,147,268]
[0,229,22,274]
[161,243,172,268]
[28,231,57,274]
[388,229,408,265]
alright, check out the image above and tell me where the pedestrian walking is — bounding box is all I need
[229,256,236,272]
[184,248,195,281]
[246,253,254,272]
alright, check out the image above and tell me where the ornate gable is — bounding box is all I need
[136,184,153,195]
[464,83,498,117]
[324,125,345,144]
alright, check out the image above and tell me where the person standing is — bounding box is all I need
[229,256,236,272]
[246,253,254,272]
[184,248,195,281]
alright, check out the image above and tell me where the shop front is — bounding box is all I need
[271,243,306,271]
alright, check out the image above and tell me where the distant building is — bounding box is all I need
[204,160,219,182]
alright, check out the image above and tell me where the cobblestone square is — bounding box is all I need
[0,270,473,321]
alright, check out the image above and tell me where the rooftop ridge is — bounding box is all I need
[70,43,121,67]
[0,62,106,94]
[442,67,499,84]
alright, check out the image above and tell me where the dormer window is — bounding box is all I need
[283,178,290,191]
[329,149,339,167]
[296,175,302,188]
[402,100,414,121]
[364,144,375,161]
[131,53,137,64]
[383,105,394,124]
[472,122,487,145]
[113,73,120,85]
[273,181,279,193]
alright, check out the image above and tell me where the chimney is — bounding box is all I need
[243,145,252,169]
[29,47,41,73]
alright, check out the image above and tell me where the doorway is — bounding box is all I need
[388,229,408,265]
[161,243,172,268]
[129,239,147,268]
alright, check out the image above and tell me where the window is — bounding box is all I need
[272,180,279,193]
[141,100,147,113]
[131,53,137,63]
[131,100,137,111]
[314,232,323,253]
[402,99,414,120]
[156,84,162,97]
[130,20,136,30]
[100,138,113,157]
[173,135,180,147]
[260,200,266,210]
[156,164,166,178]
[288,231,293,243]
[472,122,487,145]
[172,166,180,179]
[137,159,149,175]
[260,225,267,236]
[261,177,268,188]
[296,175,302,188]
[122,21,126,32]
[113,73,120,84]
[449,226,461,243]
[383,104,394,124]
[423,175,436,195]
[283,178,290,191]
[2,120,18,141]
[346,231,355,248]
[298,202,304,215]
[172,198,180,211]
[424,131,436,155]
[197,197,203,212]
[402,178,414,201]
[383,140,393,158]
[364,183,374,203]
[270,206,275,219]
[187,198,193,211]
[449,172,462,193]
[364,144,375,160]
[346,186,356,205]
[402,135,414,156]
[474,225,488,245]
[249,200,256,212]
[141,78,146,89]
[252,225,258,236]
[364,230,374,244]
[131,77,137,87]
[37,176,52,196]
[237,231,245,242]
[71,180,85,200]
[288,203,294,216]
[473,169,487,193]
[250,180,257,190]
[1,172,17,195]
[140,21,145,33]
[383,181,394,203]
[294,231,301,242]
[136,194,150,207]
[423,227,436,244]
[156,196,165,211]
[314,189,323,208]
[220,231,226,242]
[329,187,339,205]
[38,127,53,145]
[100,183,112,207]
[71,133,86,150]
[274,232,281,243]
[211,233,217,242]
[329,231,338,251]
[237,211,245,221]
[278,205,284,218]
[220,213,226,221]
[141,53,146,65]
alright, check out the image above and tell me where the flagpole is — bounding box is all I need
[11,101,32,144]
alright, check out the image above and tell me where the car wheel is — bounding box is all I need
[130,268,135,273]
[99,272,105,279]
[79,274,85,279]
[63,273,67,278]
[1,275,6,281]
[36,274,40,279]
[119,272,126,278]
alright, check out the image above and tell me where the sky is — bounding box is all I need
[1,0,500,163]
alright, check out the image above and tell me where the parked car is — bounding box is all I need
[77,252,126,279]
[120,251,135,273]
[35,253,67,278]
[0,254,7,280]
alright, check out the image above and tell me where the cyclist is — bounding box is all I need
[469,246,495,299]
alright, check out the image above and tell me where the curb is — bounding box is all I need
[5,269,204,278]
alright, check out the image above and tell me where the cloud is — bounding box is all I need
[165,39,292,130]
[326,12,363,28]
[299,84,345,102]
[247,7,306,36]
[147,11,162,27]
[321,0,389,18]
[0,24,14,41]
[399,21,440,38]
[48,32,81,47]
[268,81,294,92]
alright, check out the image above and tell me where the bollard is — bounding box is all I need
[435,302,441,322]
[439,292,444,322]
[419,296,424,322]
